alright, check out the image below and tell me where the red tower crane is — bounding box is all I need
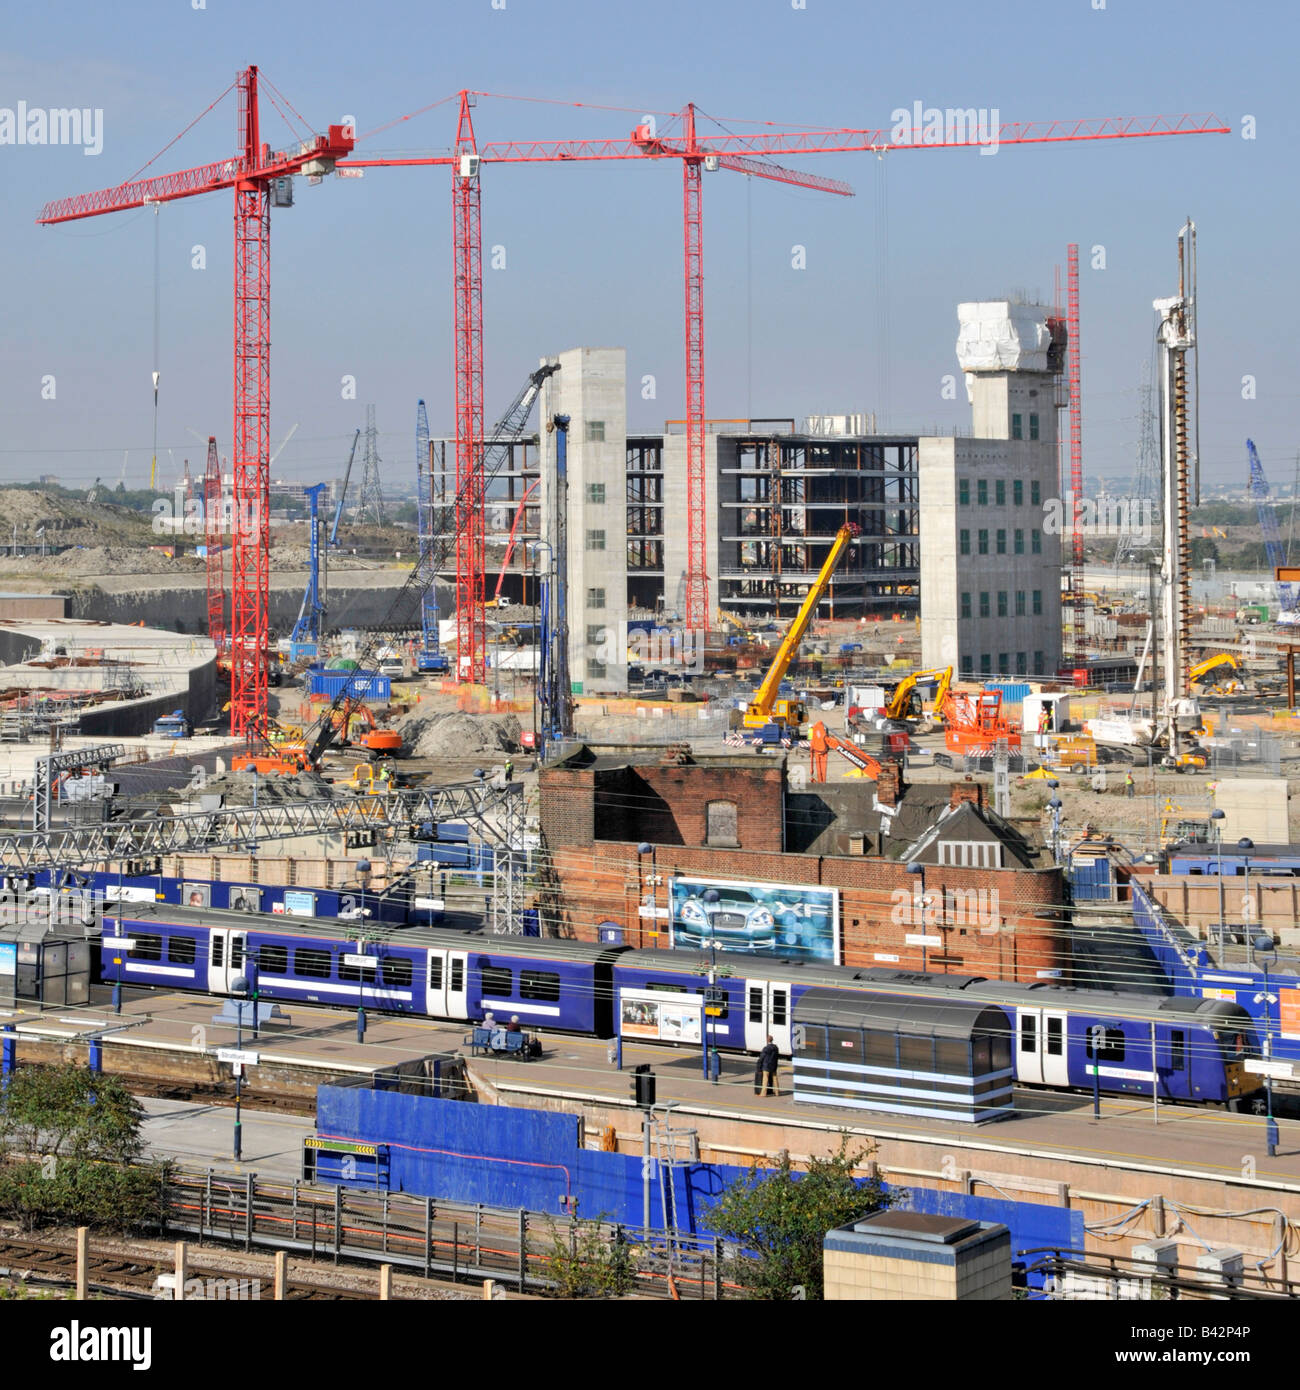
[1066,243,1085,661]
[354,105,1227,646]
[203,436,225,654]
[38,66,354,743]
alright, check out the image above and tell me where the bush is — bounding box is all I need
[0,1157,172,1235]
[705,1136,900,1300]
[0,1064,145,1165]
[540,1212,635,1299]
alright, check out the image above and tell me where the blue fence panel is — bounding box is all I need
[1069,853,1113,902]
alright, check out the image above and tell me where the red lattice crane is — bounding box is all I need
[203,436,225,653]
[1066,243,1085,660]
[354,105,1228,645]
[38,66,354,743]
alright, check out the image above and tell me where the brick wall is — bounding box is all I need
[547,839,1068,981]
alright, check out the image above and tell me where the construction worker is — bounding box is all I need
[1124,770,1135,799]
[504,759,514,783]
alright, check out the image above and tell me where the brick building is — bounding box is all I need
[539,746,1067,981]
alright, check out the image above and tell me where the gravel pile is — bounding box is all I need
[395,707,521,758]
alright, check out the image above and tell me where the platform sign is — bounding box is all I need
[619,989,702,1044]
[904,933,942,948]
[283,890,316,919]
[217,1048,259,1067]
[1245,1058,1295,1080]
[341,954,377,970]
[0,943,14,976]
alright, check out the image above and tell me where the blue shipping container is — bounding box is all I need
[985,681,1031,706]
[306,669,392,701]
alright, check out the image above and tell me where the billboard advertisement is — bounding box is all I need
[668,875,839,964]
[620,989,702,1045]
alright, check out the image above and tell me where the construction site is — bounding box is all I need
[1,13,1298,1328]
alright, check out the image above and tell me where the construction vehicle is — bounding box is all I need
[328,703,403,758]
[1189,652,1240,694]
[940,689,1021,755]
[289,482,328,659]
[808,720,884,783]
[882,666,953,725]
[152,709,192,739]
[742,523,860,741]
[1235,602,1270,625]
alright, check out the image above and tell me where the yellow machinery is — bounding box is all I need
[883,666,953,723]
[743,523,860,739]
[1189,652,1240,693]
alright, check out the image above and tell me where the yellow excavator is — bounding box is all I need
[743,522,860,741]
[883,666,954,724]
[1189,652,1241,694]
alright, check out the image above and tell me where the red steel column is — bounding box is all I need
[682,108,708,633]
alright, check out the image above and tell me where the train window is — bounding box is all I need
[520,970,561,1002]
[231,937,244,970]
[1085,1027,1125,1063]
[646,982,687,994]
[936,1038,968,1074]
[1020,1015,1036,1053]
[167,936,197,966]
[1045,1017,1063,1056]
[450,959,464,993]
[428,956,444,991]
[258,944,289,974]
[771,989,788,1028]
[382,958,413,988]
[339,956,378,982]
[212,934,223,968]
[748,988,763,1024]
[294,949,333,980]
[480,965,512,998]
[865,1030,896,1067]
[132,935,163,961]
[900,1035,934,1073]
[1170,1029,1186,1070]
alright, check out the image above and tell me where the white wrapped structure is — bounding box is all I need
[955,301,1054,374]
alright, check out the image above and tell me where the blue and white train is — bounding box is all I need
[98,907,1260,1108]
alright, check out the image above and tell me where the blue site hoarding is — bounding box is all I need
[669,874,839,963]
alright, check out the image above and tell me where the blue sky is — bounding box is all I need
[1,0,1294,493]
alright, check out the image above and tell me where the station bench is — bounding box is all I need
[465,1027,537,1060]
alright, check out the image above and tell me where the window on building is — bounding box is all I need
[294,949,332,980]
[586,624,607,649]
[958,478,970,506]
[586,483,606,504]
[1031,529,1042,555]
[1033,650,1044,675]
[1015,591,1026,617]
[977,479,988,506]
[938,840,1002,868]
[1011,413,1023,440]
[997,591,1008,618]
[959,529,970,556]
[996,529,1007,555]
[586,420,606,443]
[1013,479,1024,506]
[977,529,989,555]
[995,479,1006,506]
[1029,413,1040,441]
[1032,590,1043,615]
[706,800,739,846]
[258,943,289,974]
[588,659,607,679]
[960,592,971,619]
[1031,480,1041,506]
[587,587,606,609]
[1016,651,1028,675]
[586,529,606,551]
[980,654,992,675]
[979,592,990,619]
[1012,529,1023,555]
[998,652,1010,675]
[480,965,513,998]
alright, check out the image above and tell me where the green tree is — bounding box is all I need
[706,1136,899,1300]
[0,1064,145,1163]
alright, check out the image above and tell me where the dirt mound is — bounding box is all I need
[394,707,521,758]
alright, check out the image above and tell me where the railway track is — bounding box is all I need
[0,1232,372,1300]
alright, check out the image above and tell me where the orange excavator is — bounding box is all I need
[328,701,403,758]
[808,720,885,783]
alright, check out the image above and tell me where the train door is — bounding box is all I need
[207,928,246,995]
[1016,1009,1043,1085]
[1041,1009,1069,1087]
[445,949,469,1020]
[744,979,793,1054]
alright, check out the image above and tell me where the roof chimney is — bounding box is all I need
[950,778,986,811]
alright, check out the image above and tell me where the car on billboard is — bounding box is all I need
[675,887,777,951]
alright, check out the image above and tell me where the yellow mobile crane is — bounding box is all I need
[1189,652,1241,694]
[743,523,860,741]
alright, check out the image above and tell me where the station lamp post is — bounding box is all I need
[699,888,721,1079]
[1238,838,1255,963]
[231,973,248,1162]
[1210,808,1226,957]
[1253,933,1280,1159]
